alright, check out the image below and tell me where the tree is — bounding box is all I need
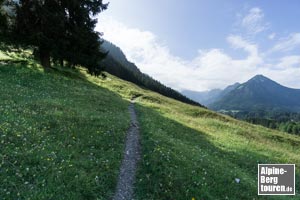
[15,0,107,72]
[59,0,108,74]
[0,0,7,32]
[0,0,17,34]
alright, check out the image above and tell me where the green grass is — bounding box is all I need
[0,61,130,199]
[132,94,300,200]
[89,69,300,199]
[1,45,300,199]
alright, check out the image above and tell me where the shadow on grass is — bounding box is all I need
[134,104,300,200]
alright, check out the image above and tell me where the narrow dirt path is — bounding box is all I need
[112,100,141,200]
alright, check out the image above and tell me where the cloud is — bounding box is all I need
[227,35,259,56]
[270,33,300,53]
[268,33,276,40]
[277,56,300,69]
[241,7,269,35]
[96,17,300,91]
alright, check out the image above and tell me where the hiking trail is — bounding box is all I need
[112,99,141,200]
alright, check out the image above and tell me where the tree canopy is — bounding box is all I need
[1,0,108,74]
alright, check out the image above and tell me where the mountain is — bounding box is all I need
[210,75,300,112]
[182,82,240,106]
[101,40,141,73]
[181,89,222,106]
[100,40,202,107]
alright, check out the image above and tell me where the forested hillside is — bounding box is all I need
[226,110,300,135]
[100,41,202,106]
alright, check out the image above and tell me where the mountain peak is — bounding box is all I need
[210,74,300,112]
[249,74,271,83]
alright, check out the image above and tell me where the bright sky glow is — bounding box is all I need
[96,0,300,92]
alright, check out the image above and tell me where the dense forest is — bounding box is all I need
[224,110,300,135]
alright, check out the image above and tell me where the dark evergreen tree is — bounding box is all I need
[0,0,7,32]
[15,0,107,72]
[0,0,15,34]
[60,0,108,74]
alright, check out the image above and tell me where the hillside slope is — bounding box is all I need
[90,71,300,200]
[100,40,202,107]
[0,61,130,199]
[1,48,300,199]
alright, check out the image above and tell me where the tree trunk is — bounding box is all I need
[60,59,64,67]
[40,48,51,69]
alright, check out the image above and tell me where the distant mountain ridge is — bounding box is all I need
[100,40,202,107]
[182,89,222,106]
[182,82,240,106]
[210,75,300,112]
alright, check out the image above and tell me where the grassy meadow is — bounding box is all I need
[1,46,300,199]
[93,72,300,199]
[0,49,130,199]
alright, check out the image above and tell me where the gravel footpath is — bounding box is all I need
[112,101,141,200]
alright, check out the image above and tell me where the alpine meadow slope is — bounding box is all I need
[0,46,300,199]
[0,48,130,199]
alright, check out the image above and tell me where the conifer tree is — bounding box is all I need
[15,0,108,73]
[0,0,7,31]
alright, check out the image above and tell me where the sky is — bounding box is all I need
[96,0,300,92]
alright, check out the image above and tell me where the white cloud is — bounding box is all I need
[268,33,276,40]
[270,33,300,53]
[227,35,259,56]
[277,56,300,69]
[96,17,300,91]
[241,7,269,35]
